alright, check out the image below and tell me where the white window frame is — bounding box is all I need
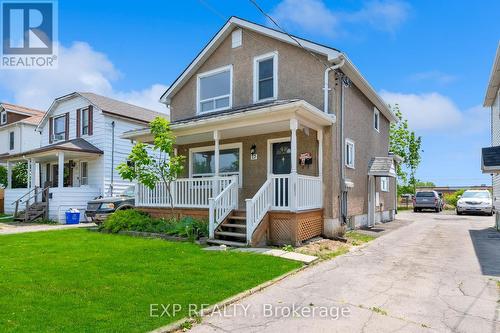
[345,138,355,169]
[9,131,14,150]
[81,108,89,136]
[0,111,7,125]
[188,142,243,186]
[80,161,89,186]
[53,115,66,142]
[253,51,278,103]
[381,177,389,192]
[196,65,233,114]
[373,107,380,132]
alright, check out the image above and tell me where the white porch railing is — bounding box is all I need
[297,175,322,210]
[136,176,234,208]
[245,179,273,242]
[209,176,239,238]
[271,175,290,210]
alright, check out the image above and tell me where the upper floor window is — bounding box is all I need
[197,65,232,114]
[9,131,14,150]
[373,107,380,132]
[0,111,6,125]
[345,139,355,169]
[254,52,278,102]
[81,108,89,135]
[53,115,66,142]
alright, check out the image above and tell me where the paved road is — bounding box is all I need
[191,211,500,332]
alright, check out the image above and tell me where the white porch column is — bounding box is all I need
[317,129,323,208]
[30,159,36,189]
[58,151,64,189]
[213,130,220,195]
[26,160,31,190]
[290,119,298,211]
[7,161,12,189]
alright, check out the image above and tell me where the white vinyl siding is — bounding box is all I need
[196,65,232,114]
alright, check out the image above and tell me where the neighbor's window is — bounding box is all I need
[381,177,389,192]
[345,139,355,168]
[9,131,14,150]
[0,111,6,125]
[53,115,66,141]
[81,108,89,135]
[80,161,88,185]
[197,66,232,113]
[374,107,380,132]
[254,52,277,101]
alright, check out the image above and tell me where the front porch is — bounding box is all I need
[1,138,104,222]
[127,100,334,246]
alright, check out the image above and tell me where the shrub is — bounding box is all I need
[444,189,465,208]
[99,209,208,241]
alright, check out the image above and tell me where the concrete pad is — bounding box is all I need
[279,251,318,264]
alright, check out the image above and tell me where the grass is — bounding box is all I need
[345,231,376,245]
[370,306,388,316]
[0,229,300,332]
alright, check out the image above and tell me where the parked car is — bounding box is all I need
[85,186,135,223]
[413,191,442,212]
[456,190,494,216]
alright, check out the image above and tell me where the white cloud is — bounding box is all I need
[380,90,489,134]
[409,70,457,85]
[270,0,410,37]
[0,42,167,113]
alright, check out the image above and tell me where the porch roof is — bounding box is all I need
[122,99,335,144]
[0,138,103,162]
[368,157,397,177]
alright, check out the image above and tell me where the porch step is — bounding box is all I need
[228,216,246,221]
[207,239,247,247]
[221,223,246,229]
[215,231,246,239]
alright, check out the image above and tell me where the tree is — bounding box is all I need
[12,162,28,188]
[416,181,435,187]
[389,104,423,195]
[117,117,185,215]
[0,165,6,188]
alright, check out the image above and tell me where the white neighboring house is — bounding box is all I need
[1,92,165,222]
[482,42,500,209]
[0,102,44,163]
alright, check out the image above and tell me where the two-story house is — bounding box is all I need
[482,42,500,209]
[124,17,399,247]
[1,92,165,222]
[0,103,44,160]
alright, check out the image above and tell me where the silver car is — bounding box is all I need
[414,191,442,212]
[456,190,494,216]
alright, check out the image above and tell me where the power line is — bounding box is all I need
[247,0,332,69]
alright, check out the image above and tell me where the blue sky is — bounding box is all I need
[1,0,499,186]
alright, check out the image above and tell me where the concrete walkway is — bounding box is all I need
[0,222,96,235]
[204,246,318,264]
[191,211,500,332]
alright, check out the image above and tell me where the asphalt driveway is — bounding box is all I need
[191,211,500,332]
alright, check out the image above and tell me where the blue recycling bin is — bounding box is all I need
[65,211,80,224]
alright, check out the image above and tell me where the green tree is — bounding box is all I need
[117,117,185,215]
[12,162,28,188]
[416,181,435,187]
[389,104,423,195]
[0,165,6,188]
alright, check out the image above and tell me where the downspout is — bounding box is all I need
[110,121,115,196]
[323,58,345,114]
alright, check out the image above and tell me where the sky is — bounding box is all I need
[0,0,499,186]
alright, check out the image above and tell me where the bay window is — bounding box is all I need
[197,65,232,113]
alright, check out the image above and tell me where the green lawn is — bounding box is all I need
[0,229,300,332]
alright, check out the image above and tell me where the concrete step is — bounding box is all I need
[215,231,246,238]
[207,239,247,247]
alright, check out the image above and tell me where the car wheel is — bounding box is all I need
[456,210,462,215]
[435,207,440,213]
[413,208,417,213]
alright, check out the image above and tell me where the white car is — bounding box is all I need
[456,190,494,216]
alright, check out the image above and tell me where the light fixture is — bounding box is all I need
[250,144,256,155]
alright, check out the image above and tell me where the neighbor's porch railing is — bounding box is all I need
[136,176,235,208]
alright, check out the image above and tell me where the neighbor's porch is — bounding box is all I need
[126,101,334,245]
[2,139,104,222]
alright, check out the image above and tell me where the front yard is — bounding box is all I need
[0,229,300,332]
